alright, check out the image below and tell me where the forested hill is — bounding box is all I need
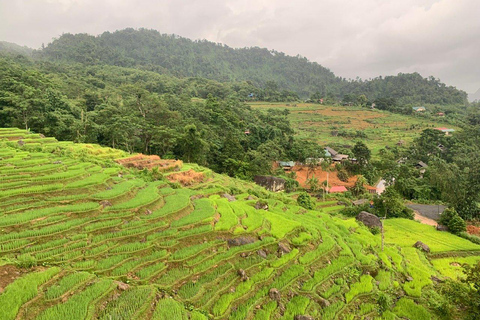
[36,29,340,98]
[0,41,33,57]
[34,28,467,105]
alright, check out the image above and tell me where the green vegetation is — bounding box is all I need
[0,126,479,319]
[0,267,60,320]
[384,219,480,252]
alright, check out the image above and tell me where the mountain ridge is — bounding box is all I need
[8,27,465,105]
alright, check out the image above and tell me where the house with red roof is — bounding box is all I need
[435,127,455,135]
[328,186,348,193]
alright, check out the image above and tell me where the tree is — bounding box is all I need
[177,124,209,164]
[373,187,414,219]
[351,175,367,196]
[439,207,466,234]
[307,177,320,193]
[353,141,371,167]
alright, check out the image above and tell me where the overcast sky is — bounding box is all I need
[0,0,479,94]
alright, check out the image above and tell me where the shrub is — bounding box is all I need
[439,207,466,234]
[297,192,314,210]
[337,169,349,182]
[448,215,467,234]
[16,254,37,268]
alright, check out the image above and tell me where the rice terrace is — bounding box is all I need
[1,125,480,320]
[249,102,459,156]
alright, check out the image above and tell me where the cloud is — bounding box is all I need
[0,0,478,93]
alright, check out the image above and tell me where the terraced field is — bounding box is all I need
[0,128,479,319]
[249,102,458,156]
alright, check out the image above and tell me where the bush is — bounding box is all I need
[297,192,314,210]
[284,177,299,193]
[16,254,37,268]
[377,293,392,313]
[337,169,349,182]
[371,226,381,235]
[439,208,466,235]
[448,215,466,234]
[439,207,457,226]
[340,203,370,217]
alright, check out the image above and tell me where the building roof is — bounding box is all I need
[278,161,295,167]
[329,186,348,193]
[352,199,369,206]
[435,127,455,132]
[324,147,338,157]
[332,154,349,161]
[412,106,426,111]
[305,158,324,164]
[416,161,428,168]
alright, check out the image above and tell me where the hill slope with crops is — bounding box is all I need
[1,128,479,319]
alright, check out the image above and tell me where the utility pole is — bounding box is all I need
[381,200,387,252]
[326,171,329,195]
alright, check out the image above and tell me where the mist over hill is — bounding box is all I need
[32,28,467,105]
[469,88,480,102]
[0,41,33,56]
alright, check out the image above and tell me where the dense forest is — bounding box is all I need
[10,28,467,104]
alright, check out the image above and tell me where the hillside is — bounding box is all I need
[1,128,480,319]
[28,28,468,104]
[249,102,460,156]
[0,41,33,57]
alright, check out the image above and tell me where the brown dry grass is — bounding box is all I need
[116,154,182,172]
[167,169,205,186]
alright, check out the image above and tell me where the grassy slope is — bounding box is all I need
[249,102,459,157]
[0,127,478,320]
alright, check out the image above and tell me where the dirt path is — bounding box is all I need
[414,211,438,227]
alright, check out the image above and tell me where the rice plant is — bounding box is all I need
[65,172,111,189]
[152,298,188,320]
[281,295,310,319]
[393,298,431,320]
[37,279,113,320]
[170,242,213,261]
[156,267,191,286]
[170,198,215,227]
[141,189,192,220]
[45,272,94,300]
[135,262,166,280]
[0,202,98,227]
[92,179,144,200]
[0,183,63,199]
[107,181,164,211]
[345,274,374,303]
[99,287,154,320]
[0,267,60,320]
[214,199,238,231]
[302,255,354,291]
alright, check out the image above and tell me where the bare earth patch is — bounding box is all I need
[414,211,438,227]
[0,264,22,293]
